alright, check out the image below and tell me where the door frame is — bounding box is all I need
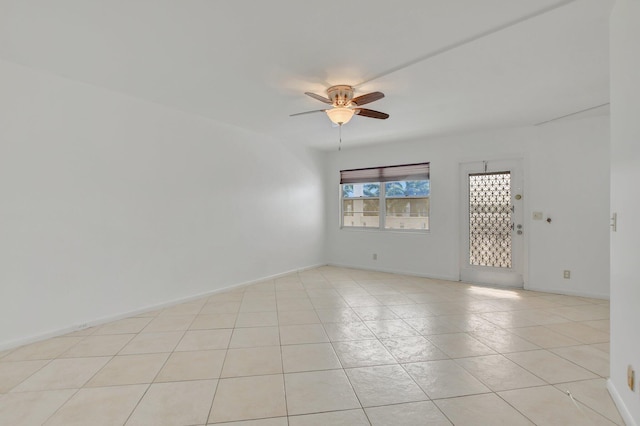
[458,158,527,288]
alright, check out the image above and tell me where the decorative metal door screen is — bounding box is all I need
[468,172,512,268]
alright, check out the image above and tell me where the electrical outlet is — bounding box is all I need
[372,253,378,261]
[563,270,571,279]
[628,365,635,391]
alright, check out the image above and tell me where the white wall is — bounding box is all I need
[325,116,610,298]
[0,59,325,349]
[609,0,640,423]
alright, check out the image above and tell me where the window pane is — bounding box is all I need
[385,198,429,230]
[342,183,380,198]
[343,199,380,228]
[385,180,430,197]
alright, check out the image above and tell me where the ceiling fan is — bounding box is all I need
[291,85,389,126]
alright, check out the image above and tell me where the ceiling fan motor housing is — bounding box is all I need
[327,85,355,107]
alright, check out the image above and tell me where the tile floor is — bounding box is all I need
[0,266,622,425]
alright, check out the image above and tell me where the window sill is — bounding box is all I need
[339,227,430,235]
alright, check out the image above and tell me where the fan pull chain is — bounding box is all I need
[338,124,342,151]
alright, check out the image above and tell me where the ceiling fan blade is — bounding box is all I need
[354,108,389,119]
[351,91,384,106]
[290,109,327,117]
[305,92,332,104]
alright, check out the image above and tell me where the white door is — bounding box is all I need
[459,159,524,287]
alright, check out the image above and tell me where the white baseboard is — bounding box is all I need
[607,379,638,426]
[524,284,610,300]
[0,263,326,352]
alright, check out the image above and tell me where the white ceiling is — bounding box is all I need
[0,0,613,150]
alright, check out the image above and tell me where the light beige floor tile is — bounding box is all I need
[12,357,110,392]
[310,297,349,309]
[209,375,286,423]
[307,288,340,298]
[546,322,610,344]
[0,360,49,393]
[343,295,383,308]
[471,329,540,353]
[551,345,610,377]
[364,320,420,339]
[352,306,399,320]
[276,282,307,292]
[0,389,76,425]
[524,310,575,326]
[374,294,415,306]
[403,317,462,335]
[221,346,282,378]
[119,331,184,354]
[239,300,277,313]
[455,354,545,391]
[315,308,361,323]
[229,327,280,348]
[435,393,534,425]
[142,315,195,332]
[60,334,135,358]
[508,326,582,348]
[388,304,435,319]
[499,385,618,426]
[323,321,376,341]
[213,418,288,426]
[422,302,468,316]
[235,311,279,327]
[480,311,540,328]
[554,305,610,321]
[3,337,84,361]
[346,364,427,407]
[200,301,241,314]
[366,401,452,426]
[427,333,496,358]
[282,343,342,373]
[127,380,217,426]
[175,329,232,351]
[505,350,598,383]
[590,342,610,354]
[380,335,448,363]
[280,324,329,345]
[436,314,499,333]
[44,384,147,426]
[555,379,624,425]
[277,310,320,325]
[581,319,610,332]
[289,409,369,425]
[86,353,169,387]
[276,298,315,311]
[155,350,225,382]
[284,370,360,415]
[189,313,237,330]
[404,359,490,399]
[332,339,397,368]
[94,317,153,335]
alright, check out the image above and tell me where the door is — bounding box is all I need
[459,159,524,287]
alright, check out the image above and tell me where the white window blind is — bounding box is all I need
[340,163,430,184]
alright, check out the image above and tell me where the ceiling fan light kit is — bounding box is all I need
[326,107,355,125]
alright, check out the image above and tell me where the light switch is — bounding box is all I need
[533,212,543,220]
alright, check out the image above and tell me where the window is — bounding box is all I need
[340,163,430,231]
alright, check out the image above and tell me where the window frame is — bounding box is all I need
[339,163,430,232]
